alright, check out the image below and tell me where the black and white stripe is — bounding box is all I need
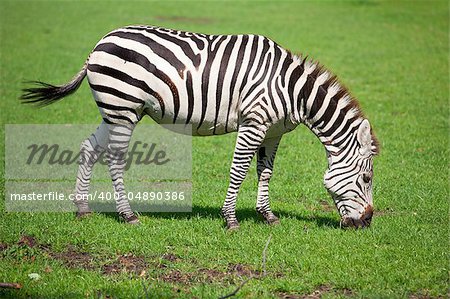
[21,25,379,228]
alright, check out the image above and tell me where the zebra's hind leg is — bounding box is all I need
[105,124,139,224]
[256,136,281,225]
[74,122,109,218]
[221,124,267,230]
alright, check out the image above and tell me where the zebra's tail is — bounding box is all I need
[20,60,88,107]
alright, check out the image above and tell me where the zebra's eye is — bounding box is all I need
[362,172,371,183]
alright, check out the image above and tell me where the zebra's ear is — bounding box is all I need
[357,119,372,156]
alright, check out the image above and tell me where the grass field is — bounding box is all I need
[0,1,448,298]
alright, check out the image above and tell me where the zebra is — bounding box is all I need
[21,25,379,229]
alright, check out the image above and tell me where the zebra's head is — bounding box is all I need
[323,119,378,228]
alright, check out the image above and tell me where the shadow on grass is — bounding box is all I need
[99,205,340,228]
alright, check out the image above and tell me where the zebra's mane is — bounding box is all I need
[291,53,379,155]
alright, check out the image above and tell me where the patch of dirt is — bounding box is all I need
[7,236,277,287]
[160,263,265,285]
[304,285,333,299]
[154,15,214,25]
[102,254,148,276]
[227,263,261,277]
[278,285,353,299]
[162,253,181,262]
[157,262,168,269]
[197,268,227,283]
[160,270,194,285]
[0,243,8,251]
[47,245,95,270]
[46,244,148,276]
[156,253,182,269]
[319,200,335,212]
[409,292,447,299]
[161,268,229,285]
[17,235,37,248]
[340,288,353,297]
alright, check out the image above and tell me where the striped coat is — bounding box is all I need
[22,25,379,229]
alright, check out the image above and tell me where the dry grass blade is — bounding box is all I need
[219,234,273,299]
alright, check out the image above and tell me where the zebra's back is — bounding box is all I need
[86,25,293,136]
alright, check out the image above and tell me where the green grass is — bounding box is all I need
[0,0,448,298]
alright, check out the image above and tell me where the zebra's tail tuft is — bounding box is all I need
[20,61,88,107]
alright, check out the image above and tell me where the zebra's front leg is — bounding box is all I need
[74,122,108,218]
[105,124,139,225]
[222,124,267,230]
[256,136,281,225]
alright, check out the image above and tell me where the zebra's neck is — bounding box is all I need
[288,56,365,157]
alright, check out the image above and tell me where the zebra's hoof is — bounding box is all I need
[266,216,280,226]
[226,220,240,231]
[121,214,140,225]
[258,211,280,226]
[76,211,92,219]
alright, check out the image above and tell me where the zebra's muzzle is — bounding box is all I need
[340,205,373,229]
